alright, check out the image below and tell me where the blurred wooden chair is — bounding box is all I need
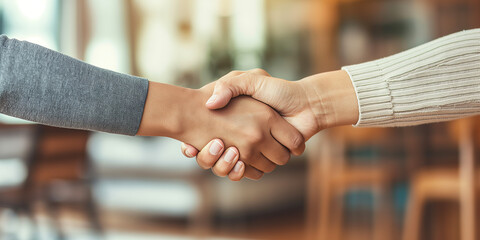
[307,127,401,240]
[32,126,101,240]
[402,116,479,240]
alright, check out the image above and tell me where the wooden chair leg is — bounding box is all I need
[374,187,394,240]
[402,192,424,240]
[330,194,344,240]
[305,158,320,240]
[459,119,475,240]
[318,184,331,240]
[317,134,336,240]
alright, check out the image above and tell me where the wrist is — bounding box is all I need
[299,70,359,130]
[137,81,196,138]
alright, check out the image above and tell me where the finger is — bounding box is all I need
[242,153,276,174]
[196,139,225,169]
[243,165,264,180]
[206,72,266,110]
[181,142,198,158]
[261,137,291,166]
[228,161,245,181]
[212,147,239,177]
[270,116,306,156]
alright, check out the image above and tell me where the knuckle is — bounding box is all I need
[230,70,243,76]
[196,156,214,169]
[277,153,290,166]
[264,109,276,119]
[263,164,276,173]
[291,133,305,150]
[197,161,211,170]
[250,172,264,180]
[252,68,268,75]
[246,129,264,144]
[228,173,243,181]
[243,72,254,81]
[212,167,228,177]
[241,150,254,162]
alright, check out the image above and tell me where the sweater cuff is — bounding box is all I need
[342,29,480,128]
[342,61,394,127]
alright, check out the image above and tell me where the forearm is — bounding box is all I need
[299,70,359,130]
[0,35,148,135]
[342,29,480,127]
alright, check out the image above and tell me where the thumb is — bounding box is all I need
[205,73,262,109]
[205,82,234,109]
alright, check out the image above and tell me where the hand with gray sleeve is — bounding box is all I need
[182,29,480,180]
[0,35,306,181]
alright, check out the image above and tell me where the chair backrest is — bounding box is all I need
[321,126,400,172]
[447,116,480,146]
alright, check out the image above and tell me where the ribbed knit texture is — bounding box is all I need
[342,29,480,127]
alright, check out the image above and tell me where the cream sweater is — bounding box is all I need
[342,29,480,127]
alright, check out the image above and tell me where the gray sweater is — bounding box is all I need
[0,35,149,135]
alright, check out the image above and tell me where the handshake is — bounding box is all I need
[137,69,359,181]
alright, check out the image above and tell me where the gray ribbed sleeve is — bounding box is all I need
[342,29,480,127]
[0,35,149,135]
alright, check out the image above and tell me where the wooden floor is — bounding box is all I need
[1,203,382,240]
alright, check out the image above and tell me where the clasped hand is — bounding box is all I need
[180,69,324,181]
[179,69,358,181]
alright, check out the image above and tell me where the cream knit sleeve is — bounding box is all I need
[342,29,480,127]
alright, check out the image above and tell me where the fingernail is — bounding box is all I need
[224,148,237,163]
[185,149,193,158]
[209,140,223,155]
[206,94,217,105]
[233,162,243,172]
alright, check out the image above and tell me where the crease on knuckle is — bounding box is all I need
[291,133,305,150]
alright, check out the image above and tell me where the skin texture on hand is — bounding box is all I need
[182,69,359,180]
[137,81,305,180]
[206,69,318,140]
[205,69,359,140]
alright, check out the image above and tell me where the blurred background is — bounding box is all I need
[0,0,478,239]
